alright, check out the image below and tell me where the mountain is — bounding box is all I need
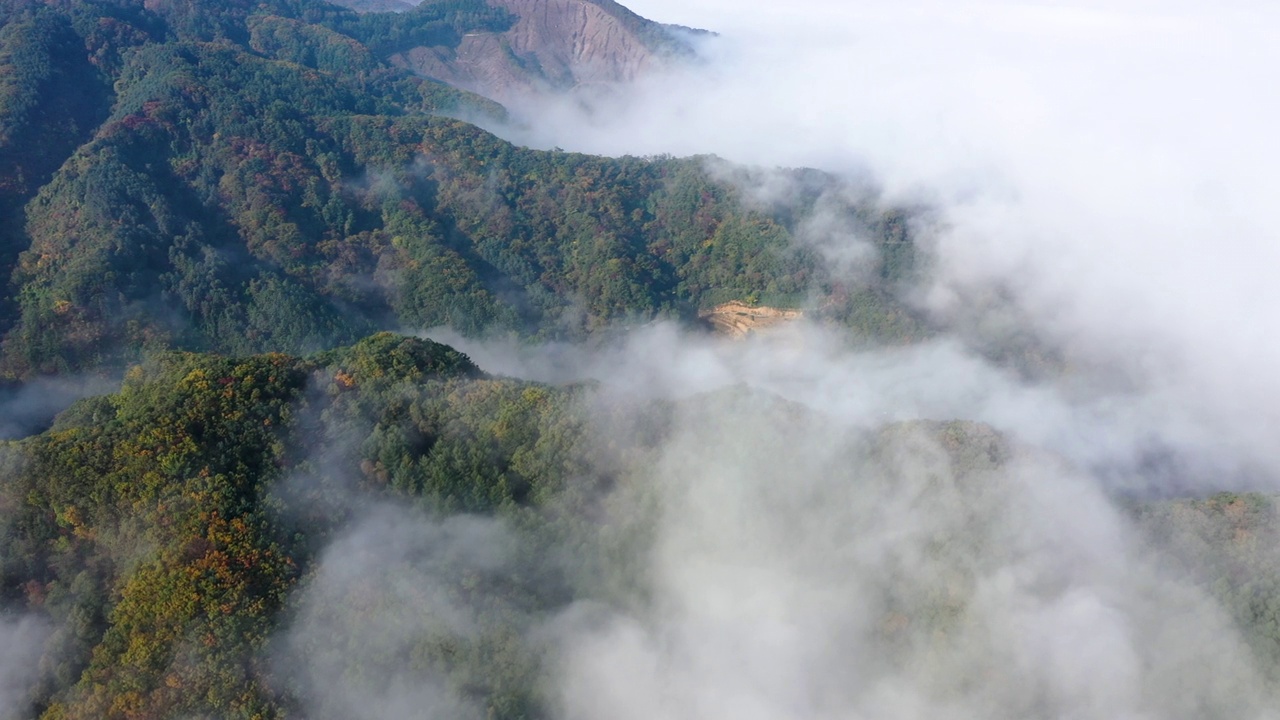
[359,0,704,106]
[2,2,1277,719]
[0,0,920,380]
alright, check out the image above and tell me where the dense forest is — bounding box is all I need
[0,0,919,381]
[1,1,1278,718]
[0,333,573,718]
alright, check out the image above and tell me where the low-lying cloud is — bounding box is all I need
[274,506,536,720]
[494,0,1280,483]
[0,615,50,720]
[283,3,1280,718]
[549,397,1275,720]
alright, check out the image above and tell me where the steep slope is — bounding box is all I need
[386,0,701,105]
[0,9,114,338]
[0,0,921,380]
[699,301,803,338]
[0,0,932,384]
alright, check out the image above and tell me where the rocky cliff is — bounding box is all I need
[383,0,699,105]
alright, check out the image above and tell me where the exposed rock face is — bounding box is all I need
[387,0,694,106]
[699,301,804,339]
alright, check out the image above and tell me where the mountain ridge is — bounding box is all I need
[0,0,923,380]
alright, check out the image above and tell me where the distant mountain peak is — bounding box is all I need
[333,0,705,106]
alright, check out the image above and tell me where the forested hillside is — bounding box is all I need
[0,0,919,380]
[0,334,1276,718]
[0,333,581,718]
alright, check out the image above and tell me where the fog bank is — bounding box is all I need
[493,0,1280,484]
[285,4,1280,718]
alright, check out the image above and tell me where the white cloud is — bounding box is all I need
[296,5,1280,717]
[495,0,1280,480]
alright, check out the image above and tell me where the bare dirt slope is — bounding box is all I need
[388,0,694,105]
[699,302,804,339]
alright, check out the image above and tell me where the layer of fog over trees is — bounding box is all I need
[7,2,1280,718]
[411,2,1280,718]
[493,0,1280,487]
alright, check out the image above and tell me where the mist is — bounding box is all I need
[550,396,1276,720]
[0,377,117,440]
[279,350,1280,717]
[428,321,1230,493]
[489,0,1280,478]
[0,615,50,720]
[274,507,537,720]
[445,1,1280,715]
[282,2,1280,718]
